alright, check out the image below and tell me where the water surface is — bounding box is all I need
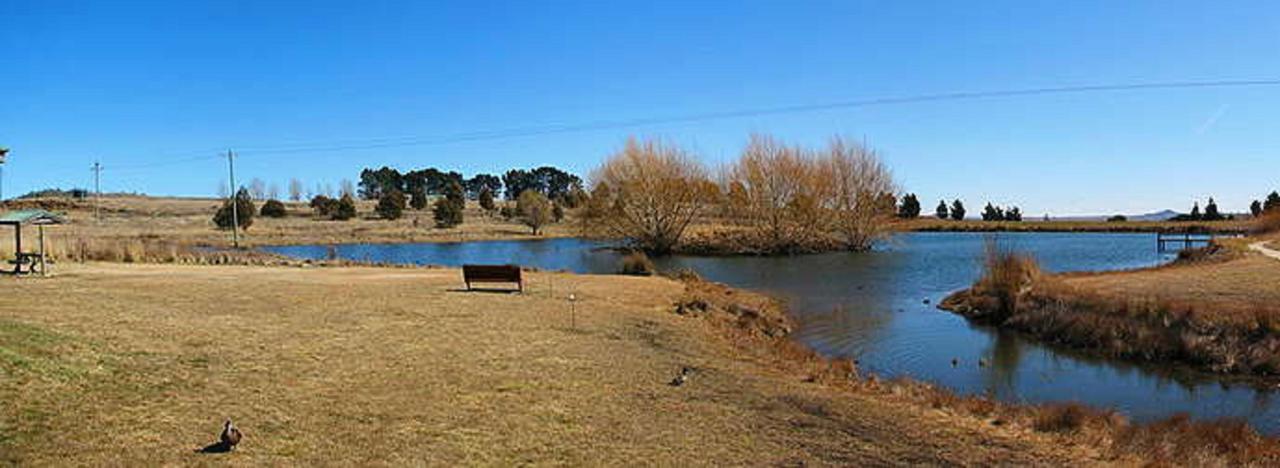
[265,232,1280,434]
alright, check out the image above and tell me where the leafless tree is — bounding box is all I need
[339,179,355,198]
[217,179,229,199]
[268,182,281,201]
[583,138,713,254]
[722,134,832,251]
[820,137,896,250]
[249,178,267,200]
[289,179,304,201]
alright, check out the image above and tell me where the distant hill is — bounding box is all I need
[1054,209,1181,222]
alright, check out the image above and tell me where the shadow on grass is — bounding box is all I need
[444,288,523,294]
[195,441,233,454]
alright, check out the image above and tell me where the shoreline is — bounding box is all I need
[938,242,1280,380]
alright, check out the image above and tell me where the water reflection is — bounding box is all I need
[264,233,1280,434]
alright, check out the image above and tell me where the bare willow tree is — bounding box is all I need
[821,137,896,250]
[723,134,833,252]
[582,138,712,254]
[288,178,304,201]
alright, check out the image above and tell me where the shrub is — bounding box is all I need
[259,199,287,218]
[552,203,564,222]
[1254,210,1280,235]
[433,197,463,228]
[332,194,358,221]
[376,190,406,220]
[499,205,517,220]
[1107,214,1127,222]
[618,251,656,276]
[517,189,554,235]
[310,195,335,217]
[213,188,255,230]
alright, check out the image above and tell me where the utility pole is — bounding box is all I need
[226,150,240,248]
[91,161,102,222]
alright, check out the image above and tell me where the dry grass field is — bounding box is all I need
[0,263,1117,465]
[1,195,578,253]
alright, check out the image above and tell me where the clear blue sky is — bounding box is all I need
[4,1,1278,216]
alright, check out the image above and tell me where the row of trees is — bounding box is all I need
[582,135,896,254]
[1172,198,1230,222]
[980,203,1023,222]
[357,165,583,204]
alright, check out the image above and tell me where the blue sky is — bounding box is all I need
[4,1,1278,216]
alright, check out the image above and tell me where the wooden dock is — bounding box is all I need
[1156,230,1216,252]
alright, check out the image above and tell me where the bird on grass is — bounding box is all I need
[220,419,243,451]
[669,366,695,387]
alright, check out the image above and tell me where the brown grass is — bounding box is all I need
[943,238,1280,376]
[0,262,1123,465]
[2,195,580,252]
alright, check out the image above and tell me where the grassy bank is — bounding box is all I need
[3,263,1277,464]
[941,240,1280,377]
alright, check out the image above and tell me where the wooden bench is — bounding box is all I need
[462,264,523,292]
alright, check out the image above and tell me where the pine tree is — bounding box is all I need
[1189,202,1201,221]
[1252,200,1264,217]
[1266,191,1280,212]
[1202,198,1223,221]
[935,200,948,219]
[950,200,966,221]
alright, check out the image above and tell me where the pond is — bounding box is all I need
[264,232,1280,434]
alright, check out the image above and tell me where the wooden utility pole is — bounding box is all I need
[226,150,240,248]
[91,161,102,222]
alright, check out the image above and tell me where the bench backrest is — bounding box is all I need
[462,264,522,282]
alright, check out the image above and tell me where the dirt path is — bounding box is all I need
[1250,241,1280,261]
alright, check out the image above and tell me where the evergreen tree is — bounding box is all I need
[950,200,966,220]
[1202,198,1223,221]
[1189,202,1201,221]
[408,186,429,210]
[1005,207,1022,221]
[935,200,948,219]
[896,193,921,219]
[478,186,496,212]
[982,202,1005,221]
[213,187,256,230]
[1251,200,1264,217]
[1266,191,1280,212]
[376,190,406,220]
[433,197,463,228]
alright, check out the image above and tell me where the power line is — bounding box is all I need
[87,78,1280,169]
[230,78,1280,156]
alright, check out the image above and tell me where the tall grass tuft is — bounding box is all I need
[1254,210,1280,235]
[974,237,1040,323]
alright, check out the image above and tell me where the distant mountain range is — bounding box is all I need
[1054,210,1182,222]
